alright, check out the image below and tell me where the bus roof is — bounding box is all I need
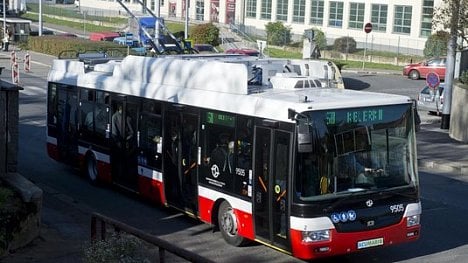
[48,55,411,123]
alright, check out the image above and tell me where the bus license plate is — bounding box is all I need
[357,238,384,249]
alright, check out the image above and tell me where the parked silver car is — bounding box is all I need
[417,83,445,115]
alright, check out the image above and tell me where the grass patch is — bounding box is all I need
[21,13,119,32]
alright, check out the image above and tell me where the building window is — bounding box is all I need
[328,1,343,28]
[246,0,257,18]
[310,0,324,25]
[276,0,288,21]
[371,4,387,32]
[348,2,365,30]
[420,0,434,37]
[292,0,306,23]
[260,0,272,19]
[393,5,412,34]
[196,0,204,21]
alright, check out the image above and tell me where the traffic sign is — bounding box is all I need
[364,23,373,33]
[426,72,440,89]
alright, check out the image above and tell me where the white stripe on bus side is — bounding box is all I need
[290,216,335,232]
[138,165,163,182]
[198,185,252,214]
[47,136,57,145]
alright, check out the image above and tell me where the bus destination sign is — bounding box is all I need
[325,109,384,125]
[206,111,235,127]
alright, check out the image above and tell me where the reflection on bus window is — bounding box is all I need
[139,112,162,168]
[295,105,415,201]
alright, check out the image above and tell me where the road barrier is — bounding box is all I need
[11,62,19,84]
[24,52,30,72]
[91,212,216,263]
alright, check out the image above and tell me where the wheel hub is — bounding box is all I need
[221,209,237,236]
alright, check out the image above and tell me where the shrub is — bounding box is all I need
[265,21,291,46]
[459,70,468,84]
[83,233,151,263]
[23,36,137,57]
[190,23,220,46]
[333,36,357,53]
[424,31,449,58]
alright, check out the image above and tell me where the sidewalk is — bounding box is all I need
[417,121,468,177]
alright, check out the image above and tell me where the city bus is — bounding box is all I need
[46,55,421,260]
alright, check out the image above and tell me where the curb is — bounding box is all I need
[341,69,401,76]
[418,159,468,178]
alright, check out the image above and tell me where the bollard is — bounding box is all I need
[11,62,19,84]
[10,50,16,66]
[24,52,30,72]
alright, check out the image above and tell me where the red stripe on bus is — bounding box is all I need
[198,195,214,224]
[46,143,59,161]
[290,219,420,260]
[233,208,254,240]
[138,175,165,205]
[97,161,112,184]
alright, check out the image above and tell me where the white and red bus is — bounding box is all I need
[46,55,421,260]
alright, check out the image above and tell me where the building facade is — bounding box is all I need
[78,0,442,55]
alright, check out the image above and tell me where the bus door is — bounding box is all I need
[253,126,292,250]
[56,85,78,164]
[163,109,199,213]
[110,98,139,191]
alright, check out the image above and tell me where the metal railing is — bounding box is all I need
[90,212,216,263]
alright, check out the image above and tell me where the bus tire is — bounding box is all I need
[218,201,247,246]
[85,153,98,184]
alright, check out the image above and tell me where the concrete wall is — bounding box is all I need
[0,80,42,255]
[0,81,20,174]
[449,82,468,143]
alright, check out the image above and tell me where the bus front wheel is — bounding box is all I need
[218,201,247,246]
[85,153,98,184]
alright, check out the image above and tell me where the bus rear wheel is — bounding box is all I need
[218,201,247,246]
[85,153,98,184]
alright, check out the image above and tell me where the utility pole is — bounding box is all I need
[441,0,460,129]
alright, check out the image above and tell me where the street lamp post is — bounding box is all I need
[2,0,6,36]
[39,0,43,36]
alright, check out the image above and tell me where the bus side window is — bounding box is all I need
[80,89,95,133]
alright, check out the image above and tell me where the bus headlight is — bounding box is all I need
[302,230,330,243]
[407,214,420,227]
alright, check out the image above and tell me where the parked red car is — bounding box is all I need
[403,57,446,80]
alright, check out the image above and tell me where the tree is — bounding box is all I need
[432,0,468,47]
[265,22,291,46]
[190,23,220,46]
[424,31,450,57]
[333,37,357,53]
[432,0,468,129]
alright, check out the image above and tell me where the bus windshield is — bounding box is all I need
[295,103,417,201]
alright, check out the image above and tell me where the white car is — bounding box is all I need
[417,83,445,115]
